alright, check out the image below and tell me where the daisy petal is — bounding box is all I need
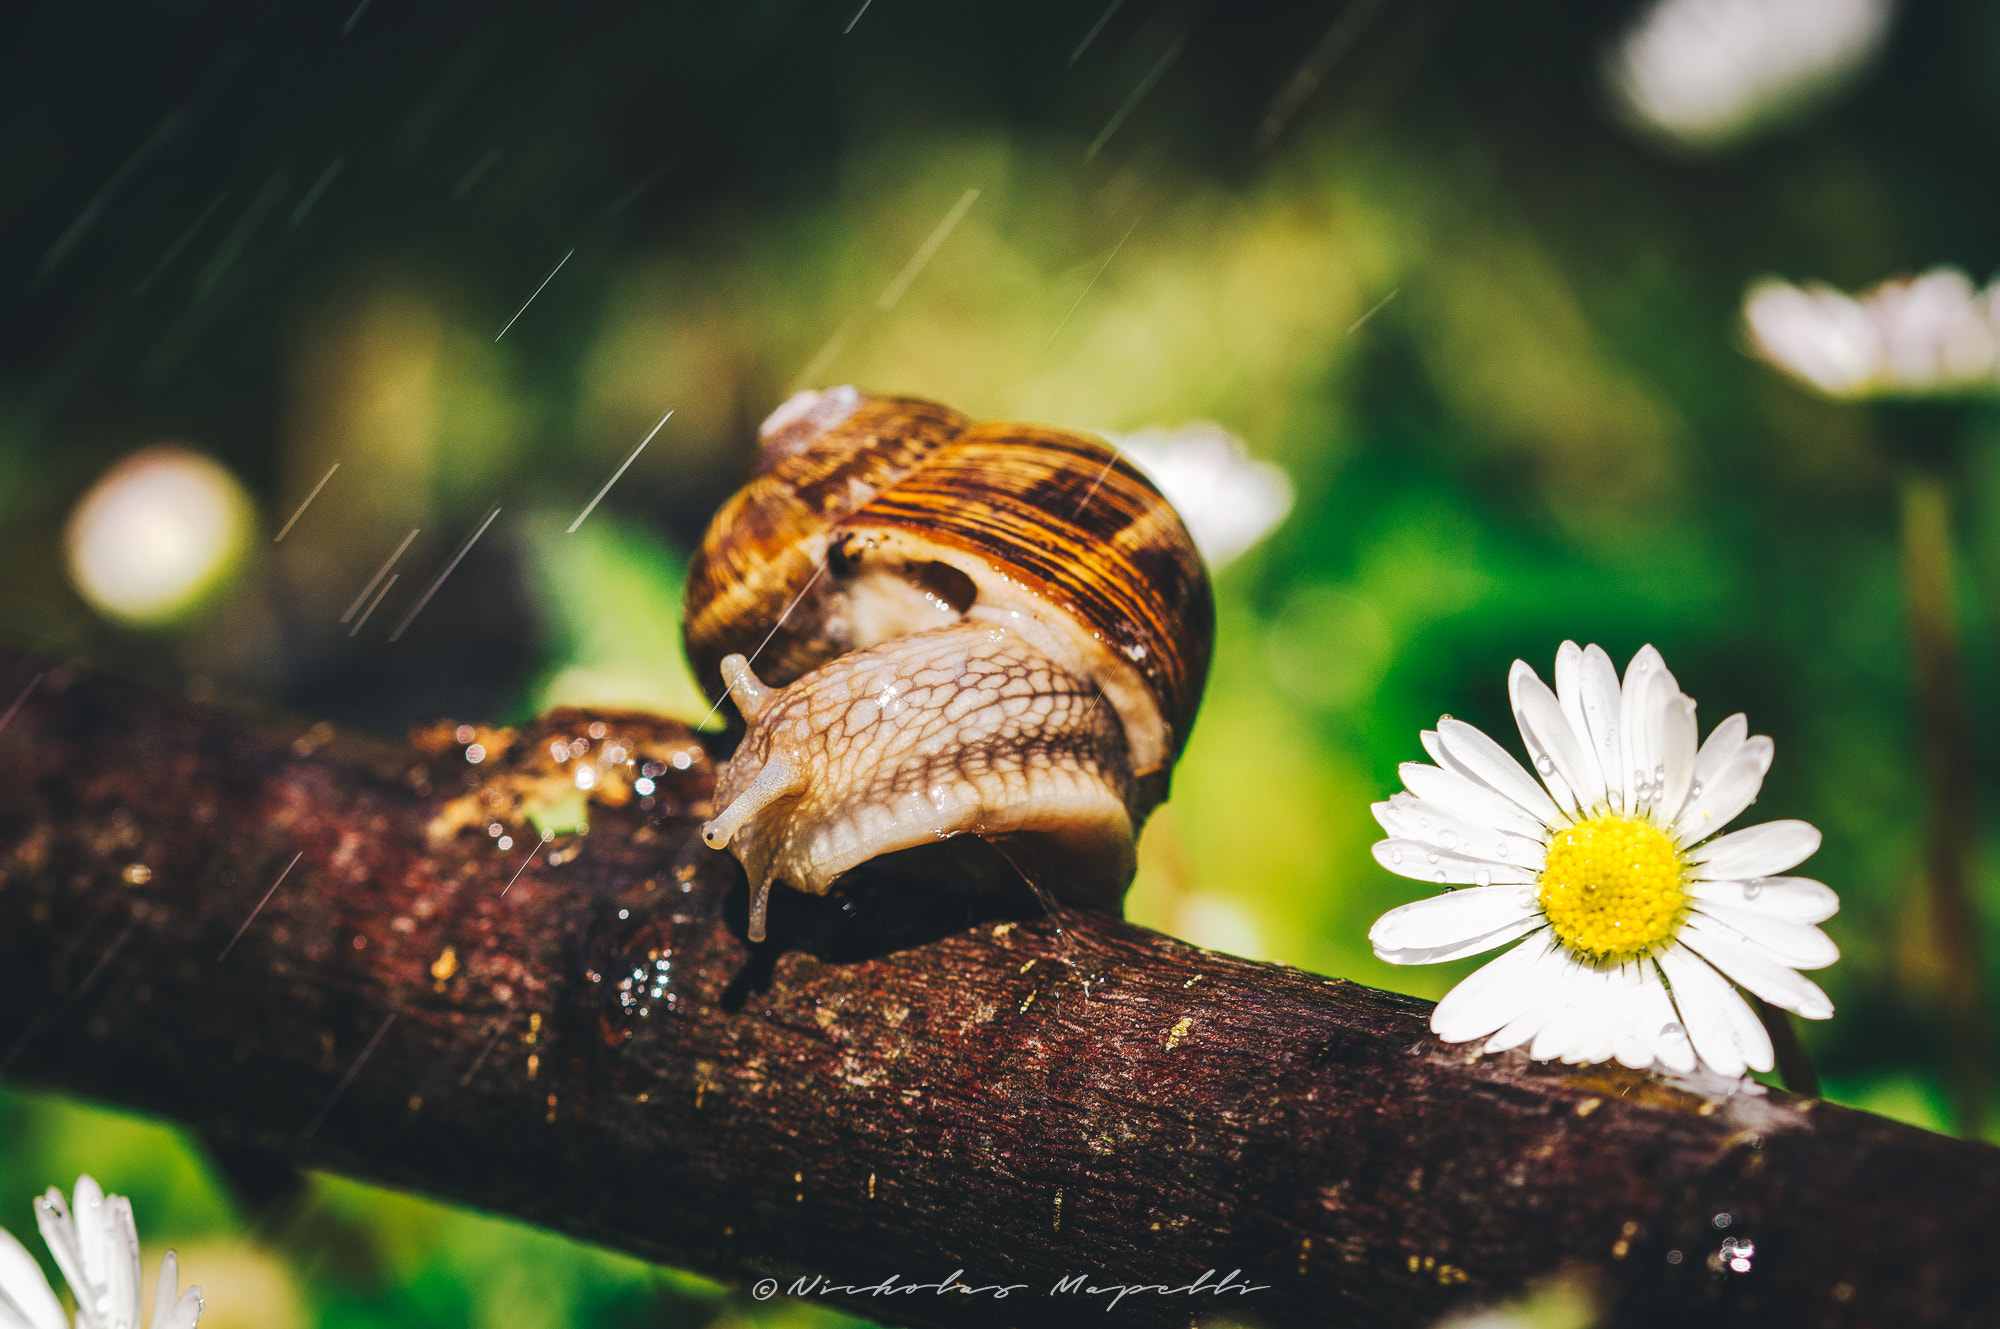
[1554,641,1609,805]
[1510,659,1594,815]
[1690,713,1750,793]
[1715,979,1777,1075]
[1369,884,1541,953]
[1647,987,1699,1075]
[1436,717,1566,825]
[1656,944,1749,1078]
[1576,645,1628,812]
[32,1192,85,1320]
[105,1196,141,1329]
[1679,915,1834,1019]
[0,1228,66,1329]
[1689,876,1839,924]
[1692,901,1840,970]
[1656,692,1698,826]
[1565,968,1625,1065]
[1612,964,1662,1069]
[1618,645,1680,820]
[1430,931,1562,1042]
[1374,912,1547,966]
[1372,794,1547,871]
[150,1252,202,1329]
[1673,734,1773,846]
[157,1288,203,1329]
[1689,820,1822,879]
[1486,952,1588,1053]
[1399,762,1551,840]
[1371,838,1538,887]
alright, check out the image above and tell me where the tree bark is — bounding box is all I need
[0,649,1994,1329]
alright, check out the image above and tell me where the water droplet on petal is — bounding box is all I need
[1536,755,1555,775]
[1744,880,1763,900]
[1495,843,1510,859]
[1689,782,1703,799]
[1441,830,1458,849]
[1661,1021,1685,1039]
[1475,869,1492,887]
[1390,851,1404,865]
[1610,790,1624,810]
[1427,851,1441,864]
[1654,763,1665,783]
[1434,871,1447,884]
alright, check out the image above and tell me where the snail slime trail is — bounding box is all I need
[683,387,1215,942]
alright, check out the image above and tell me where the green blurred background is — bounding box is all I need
[4,0,1999,1324]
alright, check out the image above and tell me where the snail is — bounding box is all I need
[682,386,1214,942]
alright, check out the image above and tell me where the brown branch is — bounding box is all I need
[0,648,1996,1328]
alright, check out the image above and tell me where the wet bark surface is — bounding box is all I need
[0,649,1995,1329]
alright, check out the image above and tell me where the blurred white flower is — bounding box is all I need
[1745,268,2000,399]
[0,1176,201,1329]
[65,447,254,628]
[1607,0,1894,150]
[1368,643,1839,1079]
[1112,422,1292,569]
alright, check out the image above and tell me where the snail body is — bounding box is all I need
[683,387,1213,941]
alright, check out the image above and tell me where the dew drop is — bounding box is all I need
[1653,763,1665,783]
[1495,843,1510,859]
[1427,852,1441,864]
[1441,830,1458,849]
[1609,790,1624,810]
[1390,851,1404,865]
[1689,782,1703,799]
[1434,871,1447,884]
[1743,880,1763,900]
[1661,1021,1685,1039]
[1535,755,1555,775]
[1632,768,1647,790]
[1475,869,1492,887]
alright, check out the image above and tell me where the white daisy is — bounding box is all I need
[1111,422,1292,570]
[1744,267,2000,399]
[0,1176,202,1329]
[1367,642,1840,1079]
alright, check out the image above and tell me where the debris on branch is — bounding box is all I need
[0,649,1995,1329]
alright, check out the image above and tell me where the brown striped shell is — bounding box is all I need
[682,386,1214,938]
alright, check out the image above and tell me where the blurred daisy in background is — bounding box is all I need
[1606,0,1895,151]
[1368,642,1840,1079]
[64,447,255,629]
[0,1175,201,1329]
[1113,421,1292,570]
[1745,267,2000,399]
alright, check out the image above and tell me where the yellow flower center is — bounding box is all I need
[1538,814,1688,964]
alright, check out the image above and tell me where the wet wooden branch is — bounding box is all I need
[0,650,1995,1329]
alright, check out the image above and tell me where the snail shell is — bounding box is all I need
[683,386,1214,941]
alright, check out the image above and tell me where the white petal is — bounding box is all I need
[1369,884,1541,953]
[148,1254,200,1329]
[103,1197,140,1329]
[1679,915,1834,1019]
[1656,692,1698,826]
[1689,820,1822,879]
[1510,660,1593,815]
[1551,642,1608,805]
[1612,964,1661,1069]
[1690,713,1749,791]
[1485,954,1589,1052]
[32,1193,85,1324]
[1374,912,1547,966]
[1692,901,1840,970]
[1646,974,1700,1075]
[1618,645,1680,820]
[0,1228,67,1329]
[155,1289,201,1329]
[1689,876,1839,924]
[1564,967,1625,1065]
[1372,794,1547,871]
[1371,840,1538,887]
[1399,762,1551,840]
[1430,931,1563,1042]
[1530,969,1602,1062]
[1436,717,1566,826]
[1657,944,1750,1078]
[1673,734,1772,845]
[1575,645,1627,813]
[1714,978,1777,1075]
